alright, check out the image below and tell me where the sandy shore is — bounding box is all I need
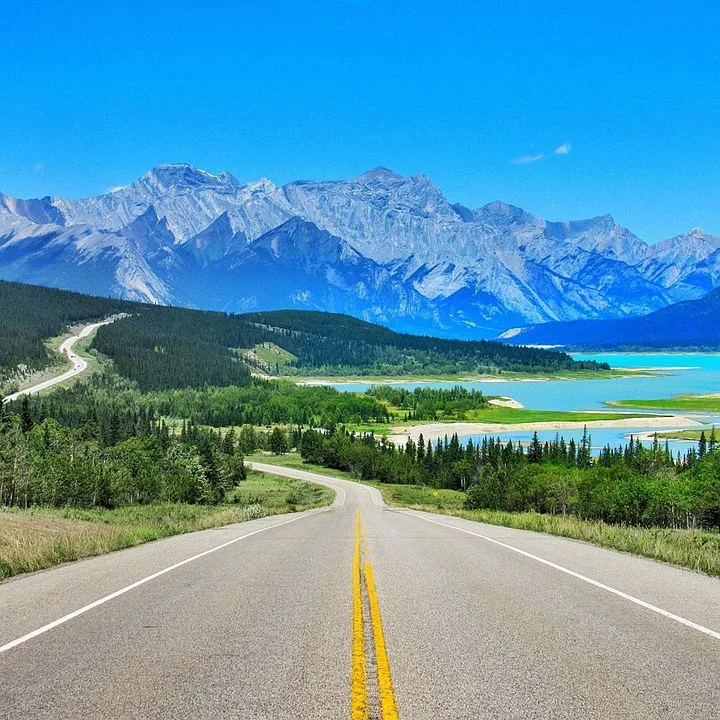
[389,414,703,444]
[488,397,525,409]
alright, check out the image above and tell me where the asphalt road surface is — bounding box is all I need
[1,462,720,719]
[3,317,117,404]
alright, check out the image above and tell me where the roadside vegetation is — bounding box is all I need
[378,488,720,577]
[3,279,720,580]
[0,469,332,580]
[0,281,131,393]
[296,426,720,529]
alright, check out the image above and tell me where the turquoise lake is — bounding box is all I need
[328,353,720,455]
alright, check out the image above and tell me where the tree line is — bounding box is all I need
[0,396,246,508]
[298,427,720,530]
[0,280,133,382]
[0,281,611,393]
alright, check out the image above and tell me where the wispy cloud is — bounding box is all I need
[512,142,573,165]
[32,162,44,172]
[107,185,127,193]
[512,153,545,165]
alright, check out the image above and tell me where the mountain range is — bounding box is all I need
[1,163,719,338]
[501,287,720,349]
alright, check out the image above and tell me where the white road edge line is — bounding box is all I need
[399,510,720,642]
[359,482,381,506]
[0,510,322,655]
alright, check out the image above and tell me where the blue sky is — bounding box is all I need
[2,0,718,242]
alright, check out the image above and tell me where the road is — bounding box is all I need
[3,317,118,403]
[1,462,720,718]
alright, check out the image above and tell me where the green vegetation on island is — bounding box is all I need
[610,394,720,412]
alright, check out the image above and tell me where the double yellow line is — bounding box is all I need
[351,509,400,720]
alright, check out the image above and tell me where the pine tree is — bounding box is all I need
[20,396,33,433]
[699,430,707,458]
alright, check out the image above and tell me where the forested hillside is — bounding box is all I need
[0,281,132,381]
[238,310,605,377]
[0,281,608,391]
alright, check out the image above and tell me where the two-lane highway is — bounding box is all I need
[2,464,720,718]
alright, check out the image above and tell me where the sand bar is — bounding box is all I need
[389,414,703,445]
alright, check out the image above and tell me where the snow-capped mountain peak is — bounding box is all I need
[1,163,719,338]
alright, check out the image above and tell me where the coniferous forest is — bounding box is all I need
[0,281,609,390]
[298,427,720,530]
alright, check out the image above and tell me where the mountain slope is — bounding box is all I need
[501,288,720,349]
[1,163,719,338]
[167,217,443,331]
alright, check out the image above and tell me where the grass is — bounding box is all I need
[244,454,720,577]
[245,452,359,481]
[610,395,720,412]
[375,487,720,577]
[656,428,717,441]
[0,470,333,580]
[458,407,660,424]
[252,342,297,369]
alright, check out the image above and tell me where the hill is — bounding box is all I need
[502,287,720,349]
[0,281,133,383]
[0,281,608,391]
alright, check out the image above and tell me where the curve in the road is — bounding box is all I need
[3,316,119,403]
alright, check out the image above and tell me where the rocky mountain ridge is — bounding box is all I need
[1,163,718,337]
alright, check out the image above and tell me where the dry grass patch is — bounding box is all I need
[0,471,333,580]
[0,513,125,578]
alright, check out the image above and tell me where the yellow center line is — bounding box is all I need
[351,508,369,720]
[364,560,400,720]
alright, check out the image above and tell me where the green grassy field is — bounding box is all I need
[656,428,717,441]
[610,395,720,412]
[461,407,659,424]
[0,470,333,580]
[253,342,297,369]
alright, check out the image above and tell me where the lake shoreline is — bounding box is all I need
[389,414,703,445]
[295,369,657,386]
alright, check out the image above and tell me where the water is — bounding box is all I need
[328,354,720,412]
[327,353,720,455]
